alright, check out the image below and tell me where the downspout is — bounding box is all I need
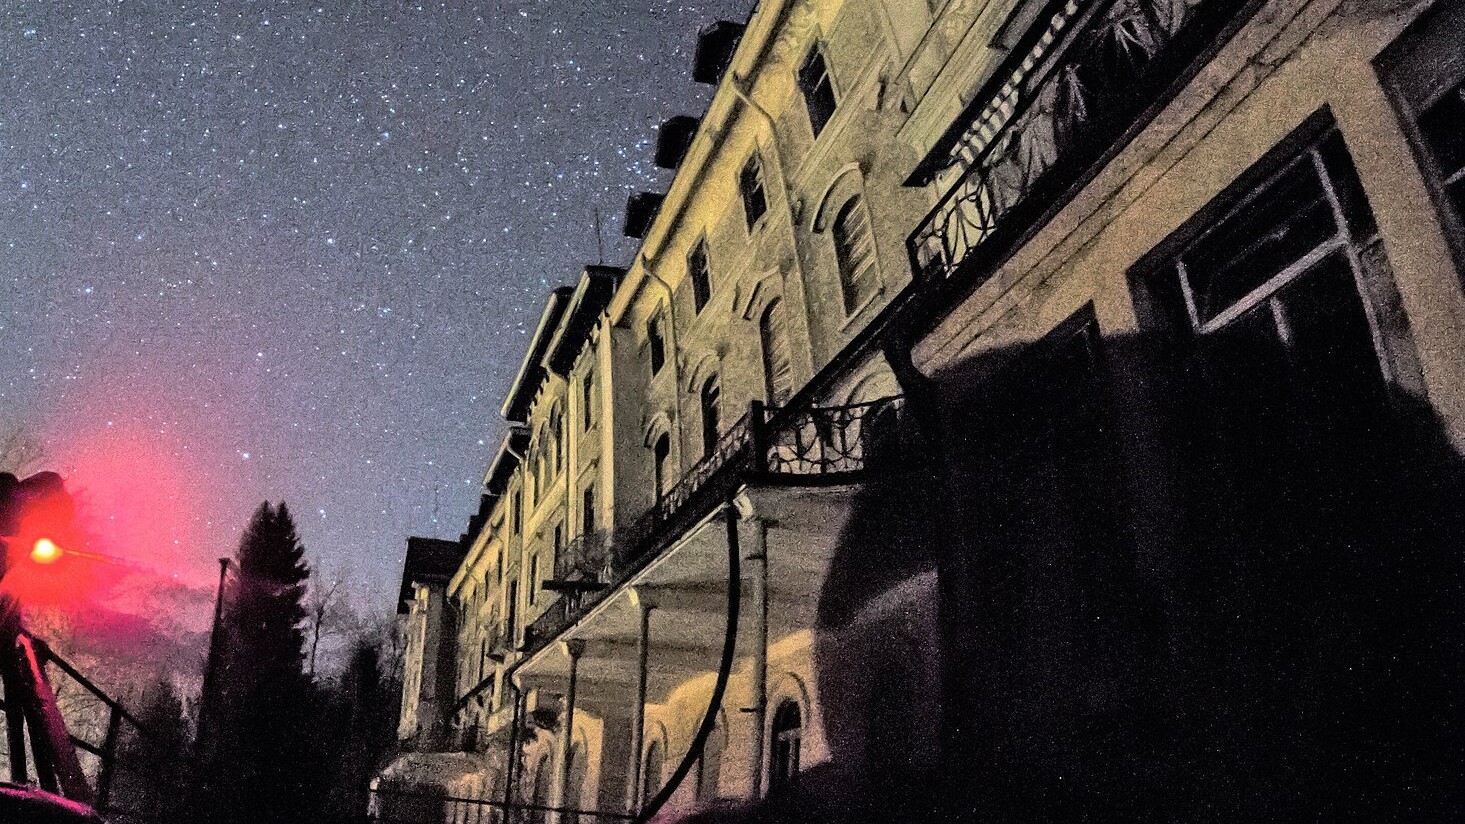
[639,255,689,461]
[633,502,743,824]
[727,70,818,374]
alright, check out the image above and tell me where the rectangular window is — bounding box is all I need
[689,241,712,312]
[583,485,595,536]
[582,367,596,430]
[798,45,837,138]
[653,433,671,497]
[1139,118,1394,399]
[648,315,666,376]
[1377,0,1465,269]
[741,153,768,231]
[528,553,539,605]
[506,580,518,639]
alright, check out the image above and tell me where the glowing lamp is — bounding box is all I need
[30,538,62,565]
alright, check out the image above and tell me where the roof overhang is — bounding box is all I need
[501,288,574,423]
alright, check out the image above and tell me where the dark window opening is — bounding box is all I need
[1158,127,1391,401]
[689,241,712,312]
[648,315,666,377]
[700,375,721,460]
[741,153,768,231]
[798,45,837,138]
[582,367,596,430]
[582,485,595,536]
[653,433,672,497]
[833,195,877,312]
[770,701,802,794]
[760,299,794,405]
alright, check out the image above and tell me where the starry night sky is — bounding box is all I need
[0,0,745,620]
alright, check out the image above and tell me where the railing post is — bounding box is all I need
[97,703,122,812]
[748,401,768,475]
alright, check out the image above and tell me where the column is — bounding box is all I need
[625,588,656,812]
[551,639,584,824]
[743,515,769,799]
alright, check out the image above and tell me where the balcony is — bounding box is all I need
[520,395,905,655]
[907,0,1248,285]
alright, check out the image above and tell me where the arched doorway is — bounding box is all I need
[769,701,802,794]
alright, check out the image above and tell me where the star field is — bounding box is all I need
[0,0,744,610]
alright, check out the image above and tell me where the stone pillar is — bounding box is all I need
[743,516,770,799]
[551,639,584,824]
[626,588,656,812]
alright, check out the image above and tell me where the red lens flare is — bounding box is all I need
[29,538,62,565]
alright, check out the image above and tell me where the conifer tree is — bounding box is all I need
[196,502,321,824]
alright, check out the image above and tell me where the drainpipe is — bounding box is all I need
[639,255,689,463]
[726,70,819,384]
[633,504,743,824]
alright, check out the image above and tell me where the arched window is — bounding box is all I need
[770,701,802,793]
[641,739,664,807]
[760,299,793,405]
[652,432,671,497]
[832,195,877,313]
[699,374,721,460]
[696,722,724,803]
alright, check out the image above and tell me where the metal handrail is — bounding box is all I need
[908,0,1243,283]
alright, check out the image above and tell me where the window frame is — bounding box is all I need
[699,374,721,460]
[797,42,838,139]
[1129,110,1407,393]
[652,432,672,497]
[1374,1,1465,275]
[769,700,803,794]
[740,152,769,232]
[648,313,667,377]
[688,239,712,313]
[759,298,794,405]
[831,194,878,314]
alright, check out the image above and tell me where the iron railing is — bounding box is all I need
[763,397,906,476]
[1,628,160,820]
[908,0,1244,284]
[517,396,904,660]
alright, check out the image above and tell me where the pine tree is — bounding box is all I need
[196,502,321,824]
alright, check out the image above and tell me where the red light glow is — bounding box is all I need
[30,539,62,565]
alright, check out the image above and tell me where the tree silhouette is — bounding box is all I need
[196,502,322,824]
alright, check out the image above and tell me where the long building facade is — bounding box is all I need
[377,0,1465,821]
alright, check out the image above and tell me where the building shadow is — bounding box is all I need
[686,324,1465,823]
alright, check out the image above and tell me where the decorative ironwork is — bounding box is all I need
[514,396,905,663]
[909,0,1231,283]
[763,396,905,476]
[551,530,615,587]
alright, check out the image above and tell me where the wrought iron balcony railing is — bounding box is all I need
[908,0,1245,284]
[763,396,906,476]
[518,395,905,657]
